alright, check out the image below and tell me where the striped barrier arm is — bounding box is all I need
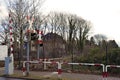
[106,65,120,73]
[22,61,60,77]
[63,62,104,68]
[62,62,105,79]
[105,65,120,78]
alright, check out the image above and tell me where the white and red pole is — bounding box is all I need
[63,62,105,80]
[22,61,59,76]
[9,13,14,74]
[9,14,14,59]
[105,65,120,80]
[58,63,62,78]
[22,61,26,76]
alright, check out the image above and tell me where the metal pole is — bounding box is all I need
[37,30,40,60]
[105,42,108,65]
[26,16,34,75]
[37,44,40,59]
[72,52,73,70]
[26,39,29,75]
[37,30,42,58]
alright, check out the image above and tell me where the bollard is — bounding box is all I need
[22,61,26,76]
[22,67,26,76]
[105,65,120,80]
[44,58,47,70]
[102,72,108,80]
[57,63,62,78]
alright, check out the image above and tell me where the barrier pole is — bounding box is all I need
[37,30,40,60]
[9,13,14,74]
[101,64,106,80]
[105,65,120,80]
[104,65,111,80]
[58,62,62,78]
[63,62,105,80]
[22,61,26,76]
[44,58,47,70]
[26,16,34,75]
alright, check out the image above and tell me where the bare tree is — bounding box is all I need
[57,13,67,40]
[45,12,68,40]
[76,20,92,53]
[90,36,95,46]
[67,14,78,44]
[65,14,78,71]
[0,19,9,44]
[2,0,45,68]
[47,12,63,33]
[93,34,107,46]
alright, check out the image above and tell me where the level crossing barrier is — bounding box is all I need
[22,60,62,77]
[105,65,120,80]
[22,61,106,79]
[62,62,105,80]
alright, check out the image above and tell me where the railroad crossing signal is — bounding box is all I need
[31,32,38,40]
[37,30,43,47]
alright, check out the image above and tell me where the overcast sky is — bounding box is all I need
[1,0,120,44]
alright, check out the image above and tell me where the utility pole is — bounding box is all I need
[105,41,108,65]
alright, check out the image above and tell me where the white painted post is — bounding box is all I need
[105,65,120,80]
[101,64,106,80]
[58,62,62,78]
[22,61,26,76]
[44,58,47,70]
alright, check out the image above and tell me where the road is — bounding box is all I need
[0,67,120,80]
[0,77,25,80]
[29,71,120,80]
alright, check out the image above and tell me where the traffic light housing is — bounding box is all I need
[40,43,43,47]
[31,33,38,40]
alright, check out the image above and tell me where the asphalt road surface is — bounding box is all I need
[29,71,120,80]
[0,67,120,80]
[0,77,25,80]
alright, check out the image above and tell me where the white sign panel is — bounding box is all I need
[0,45,8,60]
